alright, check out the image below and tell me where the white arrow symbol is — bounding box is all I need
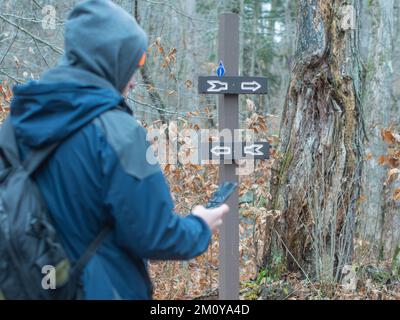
[211,146,231,156]
[241,81,261,92]
[244,144,264,156]
[207,80,228,93]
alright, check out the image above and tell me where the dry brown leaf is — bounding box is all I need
[365,153,373,161]
[13,55,21,68]
[381,128,395,144]
[161,56,170,68]
[358,194,366,203]
[387,169,400,184]
[185,80,193,89]
[146,84,155,92]
[388,156,400,168]
[168,48,177,59]
[393,188,400,201]
[377,155,386,165]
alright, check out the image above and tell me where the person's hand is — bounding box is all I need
[192,204,229,233]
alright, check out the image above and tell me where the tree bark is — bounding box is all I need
[359,0,397,260]
[264,0,363,283]
[134,0,167,123]
[382,0,400,260]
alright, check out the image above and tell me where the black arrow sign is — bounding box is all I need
[198,76,268,95]
[241,142,270,159]
[202,142,270,161]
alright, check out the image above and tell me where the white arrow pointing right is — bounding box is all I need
[207,80,228,93]
[241,81,262,92]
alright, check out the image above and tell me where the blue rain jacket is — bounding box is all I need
[10,81,211,300]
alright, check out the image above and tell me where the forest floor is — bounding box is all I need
[150,218,400,300]
[147,116,400,300]
[149,155,400,300]
[150,231,400,300]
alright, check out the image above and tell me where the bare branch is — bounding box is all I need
[0,13,63,55]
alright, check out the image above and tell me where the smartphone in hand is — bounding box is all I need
[205,182,238,209]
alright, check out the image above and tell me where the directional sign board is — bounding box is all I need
[202,142,270,161]
[242,142,270,159]
[198,76,268,95]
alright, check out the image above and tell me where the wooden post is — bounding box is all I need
[218,12,240,300]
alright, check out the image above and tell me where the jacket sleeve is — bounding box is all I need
[96,109,211,260]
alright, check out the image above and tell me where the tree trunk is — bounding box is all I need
[382,0,400,260]
[264,0,363,283]
[359,0,397,260]
[134,0,167,123]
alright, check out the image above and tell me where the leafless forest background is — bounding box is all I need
[0,0,399,299]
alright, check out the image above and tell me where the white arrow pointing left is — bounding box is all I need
[241,81,261,92]
[211,146,231,156]
[244,144,264,156]
[207,80,228,93]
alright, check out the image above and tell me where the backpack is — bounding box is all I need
[0,118,110,300]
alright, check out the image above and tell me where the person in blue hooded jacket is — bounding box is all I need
[8,0,229,299]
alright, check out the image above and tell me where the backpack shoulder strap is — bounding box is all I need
[0,117,21,166]
[22,143,60,176]
[0,117,60,176]
[71,225,112,279]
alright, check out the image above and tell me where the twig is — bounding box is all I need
[273,229,319,294]
[0,30,18,66]
[0,69,23,84]
[0,13,63,26]
[0,13,63,55]
[32,37,50,68]
[32,0,42,9]
[142,0,216,23]
[127,96,175,115]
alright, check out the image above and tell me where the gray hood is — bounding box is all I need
[44,0,148,93]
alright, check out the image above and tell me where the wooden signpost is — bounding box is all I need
[198,13,269,300]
